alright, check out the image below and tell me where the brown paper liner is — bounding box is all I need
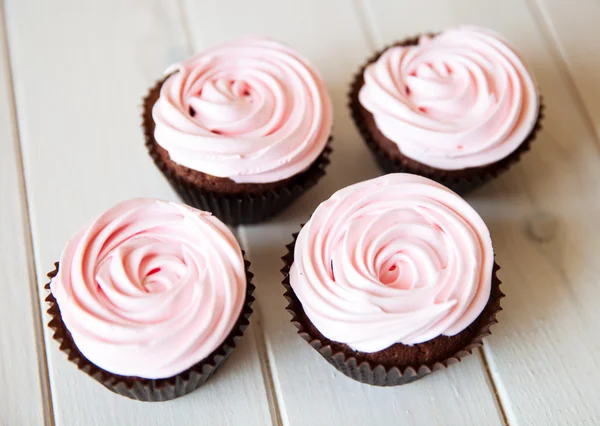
[281,231,504,386]
[348,35,544,195]
[45,254,256,401]
[143,79,332,226]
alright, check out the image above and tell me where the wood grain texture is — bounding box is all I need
[362,0,600,424]
[0,4,49,425]
[180,0,505,424]
[3,0,272,424]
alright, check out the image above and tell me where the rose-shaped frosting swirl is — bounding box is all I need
[359,26,539,170]
[152,37,333,184]
[290,174,493,352]
[50,199,246,379]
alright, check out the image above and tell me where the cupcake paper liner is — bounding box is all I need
[348,35,544,195]
[143,79,332,226]
[281,231,504,386]
[45,253,256,401]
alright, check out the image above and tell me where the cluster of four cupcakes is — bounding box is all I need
[48,27,541,400]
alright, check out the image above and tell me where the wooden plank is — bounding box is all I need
[180,0,505,424]
[531,0,600,136]
[0,5,49,426]
[3,0,273,424]
[361,0,600,424]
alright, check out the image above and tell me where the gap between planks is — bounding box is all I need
[176,0,289,421]
[174,0,195,62]
[0,0,55,424]
[352,0,513,422]
[24,1,569,423]
[234,227,286,426]
[480,348,510,426]
[234,229,287,426]
[350,0,378,58]
[525,0,600,155]
[251,306,286,426]
[143,1,578,424]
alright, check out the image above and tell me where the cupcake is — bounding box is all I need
[349,27,543,193]
[45,199,254,401]
[282,174,503,386]
[144,37,333,225]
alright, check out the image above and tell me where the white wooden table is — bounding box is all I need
[2,0,600,424]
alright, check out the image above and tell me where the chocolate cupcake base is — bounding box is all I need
[45,256,256,401]
[143,79,332,226]
[281,232,504,386]
[348,36,544,195]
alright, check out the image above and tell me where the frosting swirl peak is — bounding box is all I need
[290,174,493,352]
[51,199,246,379]
[152,37,333,183]
[359,26,539,170]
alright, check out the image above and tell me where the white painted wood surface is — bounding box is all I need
[2,0,600,424]
[0,3,48,425]
[2,0,272,425]
[532,0,600,138]
[178,0,504,424]
[360,1,600,424]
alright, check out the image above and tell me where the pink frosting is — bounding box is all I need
[50,199,246,379]
[290,174,493,352]
[359,26,539,170]
[152,37,333,184]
